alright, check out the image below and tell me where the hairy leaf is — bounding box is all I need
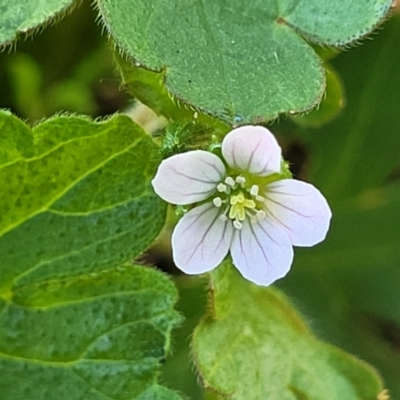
[193,261,383,400]
[116,54,229,132]
[0,111,181,399]
[279,184,400,399]
[304,15,400,201]
[291,64,345,127]
[161,277,208,400]
[0,0,74,45]
[0,265,182,399]
[97,0,391,124]
[0,111,166,291]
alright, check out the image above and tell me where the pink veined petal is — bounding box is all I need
[151,150,226,205]
[172,203,233,274]
[230,218,293,286]
[221,126,281,176]
[264,179,332,247]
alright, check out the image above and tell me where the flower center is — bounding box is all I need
[212,175,266,229]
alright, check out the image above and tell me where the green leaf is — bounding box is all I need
[283,2,392,45]
[279,184,400,399]
[272,15,400,398]
[116,54,229,132]
[303,15,400,201]
[97,0,391,125]
[5,53,45,121]
[0,0,74,45]
[0,264,183,400]
[161,277,207,400]
[193,261,383,400]
[0,111,166,292]
[291,64,345,128]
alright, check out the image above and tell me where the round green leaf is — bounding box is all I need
[291,64,345,127]
[193,261,383,400]
[116,53,230,132]
[97,0,391,125]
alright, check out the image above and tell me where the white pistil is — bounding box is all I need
[219,214,228,221]
[256,195,265,202]
[213,197,222,207]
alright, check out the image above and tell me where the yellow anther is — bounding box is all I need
[230,192,244,205]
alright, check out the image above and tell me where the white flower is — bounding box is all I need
[152,126,331,286]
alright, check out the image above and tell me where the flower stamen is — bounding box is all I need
[249,185,265,201]
[213,178,267,229]
[236,176,246,187]
[213,179,268,229]
[213,197,222,207]
[256,210,266,220]
[217,183,228,193]
[225,176,236,187]
[229,192,256,222]
[250,184,259,196]
[233,220,243,229]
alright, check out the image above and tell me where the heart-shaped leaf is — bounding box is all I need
[193,261,383,400]
[97,0,392,124]
[116,53,229,132]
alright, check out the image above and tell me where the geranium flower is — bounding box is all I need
[152,126,331,286]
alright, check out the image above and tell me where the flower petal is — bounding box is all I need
[152,150,225,205]
[172,203,233,274]
[265,179,332,247]
[230,218,293,286]
[221,126,281,176]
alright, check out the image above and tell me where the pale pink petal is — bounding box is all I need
[152,150,225,205]
[264,179,332,247]
[221,126,281,176]
[172,203,233,274]
[230,218,293,286]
